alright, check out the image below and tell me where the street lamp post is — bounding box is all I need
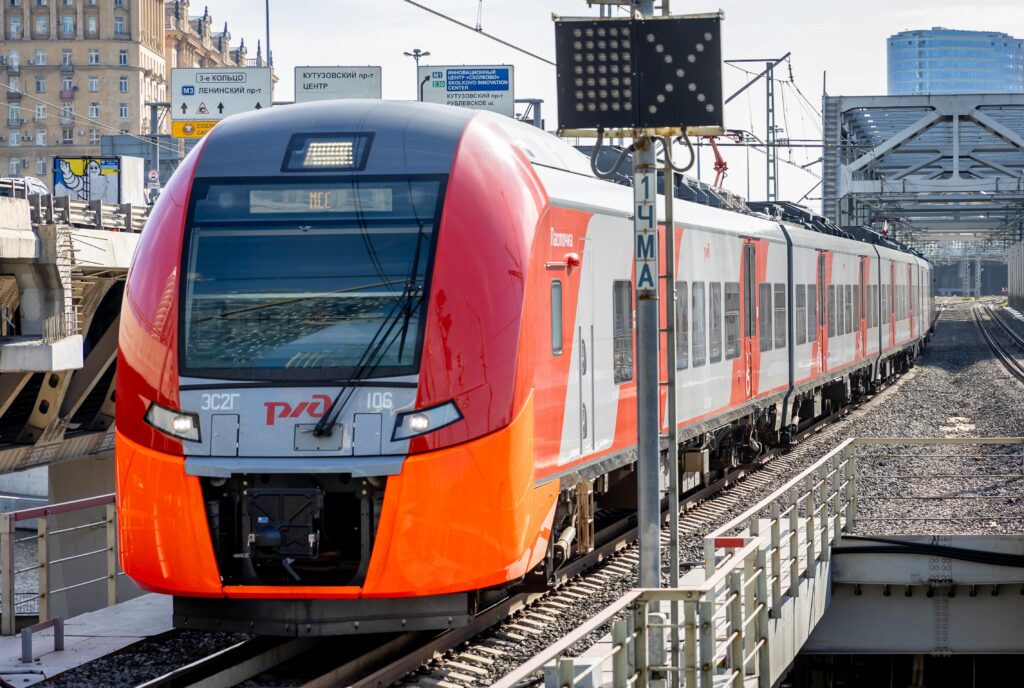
[265,0,272,67]
[403,49,431,101]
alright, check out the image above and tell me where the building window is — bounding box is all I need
[36,158,45,176]
[60,15,74,36]
[60,104,72,120]
[88,76,99,92]
[89,128,99,144]
[34,105,45,120]
[34,76,45,93]
[118,50,127,66]
[113,16,125,35]
[61,76,72,91]
[85,14,97,36]
[119,103,128,119]
[34,130,44,146]
[87,102,99,118]
[550,280,562,356]
[33,50,46,66]
[87,49,99,65]
[7,16,22,39]
[61,50,72,66]
[6,50,18,68]
[8,131,18,148]
[114,0,123,6]
[7,104,20,124]
[33,14,47,37]
[61,128,72,144]
[86,0,94,4]
[62,0,72,5]
[119,76,128,93]
[7,77,19,93]
[612,280,633,384]
[8,160,18,176]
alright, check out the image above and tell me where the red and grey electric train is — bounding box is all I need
[116,100,934,635]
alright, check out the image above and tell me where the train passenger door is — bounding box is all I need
[908,264,915,337]
[742,241,756,398]
[578,253,595,456]
[817,252,827,371]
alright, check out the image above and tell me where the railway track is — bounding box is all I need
[973,304,1024,382]
[136,368,920,688]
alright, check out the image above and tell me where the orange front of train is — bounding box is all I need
[115,101,560,634]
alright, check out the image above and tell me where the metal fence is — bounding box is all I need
[495,437,1024,688]
[0,493,120,635]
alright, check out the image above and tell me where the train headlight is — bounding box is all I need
[144,402,201,442]
[391,401,462,441]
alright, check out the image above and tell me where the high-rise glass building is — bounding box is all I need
[887,28,1024,95]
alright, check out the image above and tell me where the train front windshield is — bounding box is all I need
[181,177,444,381]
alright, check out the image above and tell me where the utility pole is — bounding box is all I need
[403,49,431,101]
[633,0,661,593]
[265,0,272,67]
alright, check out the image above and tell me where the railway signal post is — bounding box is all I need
[555,3,725,591]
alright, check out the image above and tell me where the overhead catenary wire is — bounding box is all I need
[400,0,555,66]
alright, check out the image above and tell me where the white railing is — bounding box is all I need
[496,437,1024,688]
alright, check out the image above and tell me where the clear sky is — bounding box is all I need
[198,0,1024,207]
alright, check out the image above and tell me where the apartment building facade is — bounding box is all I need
[1,0,261,187]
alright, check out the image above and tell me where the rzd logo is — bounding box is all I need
[264,394,331,425]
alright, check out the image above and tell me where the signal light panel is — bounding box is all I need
[554,15,724,132]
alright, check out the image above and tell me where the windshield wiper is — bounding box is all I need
[312,283,423,438]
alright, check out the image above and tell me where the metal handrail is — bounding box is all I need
[0,493,117,634]
[495,437,1024,688]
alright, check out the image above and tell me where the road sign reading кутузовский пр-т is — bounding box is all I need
[171,68,273,122]
[294,66,383,102]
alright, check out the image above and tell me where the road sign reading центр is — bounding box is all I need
[171,68,272,121]
[294,66,382,102]
[417,65,515,117]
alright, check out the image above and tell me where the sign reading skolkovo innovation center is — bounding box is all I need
[294,66,382,102]
[418,65,515,117]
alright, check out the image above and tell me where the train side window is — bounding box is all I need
[836,285,845,335]
[692,282,706,367]
[759,283,772,351]
[551,280,563,356]
[675,281,688,370]
[854,284,860,329]
[883,284,890,324]
[795,285,806,345]
[709,282,722,363]
[872,285,879,327]
[828,285,836,338]
[612,281,633,383]
[774,283,787,349]
[807,284,817,342]
[724,282,740,360]
[844,285,852,334]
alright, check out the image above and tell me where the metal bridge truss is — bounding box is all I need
[0,195,140,474]
[823,94,1024,257]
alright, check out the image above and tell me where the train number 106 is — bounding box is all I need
[366,392,394,410]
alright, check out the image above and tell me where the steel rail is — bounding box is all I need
[973,305,1024,383]
[135,355,914,688]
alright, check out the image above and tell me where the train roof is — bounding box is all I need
[196,100,924,262]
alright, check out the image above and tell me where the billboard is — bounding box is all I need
[53,158,122,204]
[417,65,515,117]
[53,156,146,205]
